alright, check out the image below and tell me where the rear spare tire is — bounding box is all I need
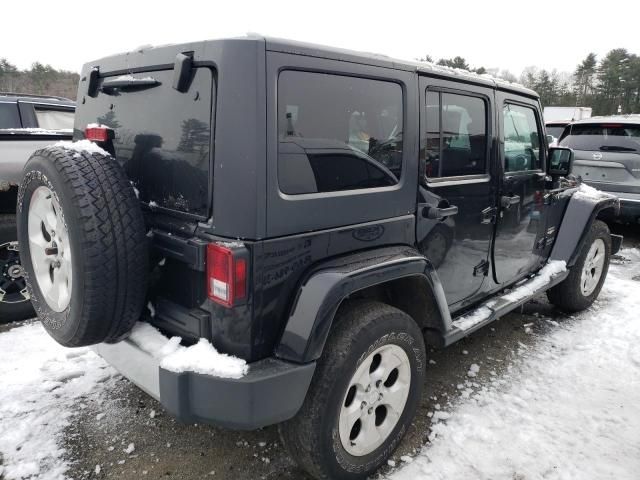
[0,214,36,323]
[17,143,148,346]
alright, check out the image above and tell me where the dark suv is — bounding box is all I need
[16,36,620,479]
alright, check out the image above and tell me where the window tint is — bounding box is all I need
[503,104,542,172]
[559,123,640,153]
[424,91,487,178]
[278,71,402,195]
[76,68,214,217]
[0,103,20,129]
[35,108,74,130]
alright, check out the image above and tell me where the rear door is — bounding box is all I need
[417,76,497,307]
[493,93,547,284]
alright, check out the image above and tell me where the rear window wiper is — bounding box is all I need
[101,75,160,94]
[600,145,637,152]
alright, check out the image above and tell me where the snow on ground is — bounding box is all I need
[0,324,116,480]
[389,248,640,480]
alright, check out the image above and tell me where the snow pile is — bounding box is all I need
[388,249,640,480]
[502,260,567,302]
[454,261,567,330]
[573,183,617,202]
[53,139,109,156]
[128,322,248,379]
[453,306,492,331]
[0,323,115,480]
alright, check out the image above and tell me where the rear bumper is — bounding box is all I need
[600,190,640,220]
[94,339,315,430]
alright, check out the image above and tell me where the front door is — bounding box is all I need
[493,94,548,284]
[417,77,497,307]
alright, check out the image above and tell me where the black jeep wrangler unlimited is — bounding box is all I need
[16,36,621,479]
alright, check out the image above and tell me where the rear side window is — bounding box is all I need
[559,123,640,153]
[0,103,20,128]
[35,107,74,130]
[424,90,488,178]
[503,104,542,172]
[76,68,214,217]
[277,71,403,195]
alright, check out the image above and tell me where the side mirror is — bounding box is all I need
[546,134,555,145]
[548,147,574,176]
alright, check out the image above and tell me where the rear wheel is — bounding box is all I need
[280,300,426,479]
[0,214,35,323]
[547,219,611,312]
[17,145,148,346]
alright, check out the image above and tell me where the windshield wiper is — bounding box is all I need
[600,145,637,152]
[101,76,160,93]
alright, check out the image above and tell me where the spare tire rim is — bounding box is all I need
[338,344,411,457]
[28,186,73,312]
[0,241,30,304]
[581,238,605,297]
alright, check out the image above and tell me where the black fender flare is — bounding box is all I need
[550,190,620,266]
[274,246,451,364]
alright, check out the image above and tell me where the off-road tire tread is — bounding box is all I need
[279,300,424,480]
[18,146,148,346]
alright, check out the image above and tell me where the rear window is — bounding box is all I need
[559,123,640,153]
[546,124,566,139]
[35,107,74,130]
[0,103,20,128]
[77,68,214,217]
[277,71,403,195]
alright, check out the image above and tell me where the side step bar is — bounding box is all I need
[443,265,569,346]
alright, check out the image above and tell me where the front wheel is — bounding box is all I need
[280,300,426,480]
[547,219,611,312]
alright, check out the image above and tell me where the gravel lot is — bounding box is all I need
[2,224,638,480]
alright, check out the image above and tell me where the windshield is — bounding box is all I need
[559,123,640,153]
[546,125,566,139]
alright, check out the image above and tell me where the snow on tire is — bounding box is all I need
[16,142,148,347]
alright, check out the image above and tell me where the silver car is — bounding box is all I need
[560,115,640,222]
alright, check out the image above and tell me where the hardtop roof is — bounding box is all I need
[83,35,539,100]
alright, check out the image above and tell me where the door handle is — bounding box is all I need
[500,195,521,209]
[422,205,459,220]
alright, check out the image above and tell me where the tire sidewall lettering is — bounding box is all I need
[330,326,425,474]
[18,167,71,329]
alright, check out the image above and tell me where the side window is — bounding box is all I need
[424,91,487,179]
[503,104,542,172]
[278,71,403,195]
[0,103,21,129]
[35,107,74,130]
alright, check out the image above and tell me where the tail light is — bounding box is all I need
[85,125,113,142]
[206,243,247,307]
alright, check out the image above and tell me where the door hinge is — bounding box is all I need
[473,259,490,277]
[481,206,498,224]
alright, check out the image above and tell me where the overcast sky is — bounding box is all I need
[2,0,638,75]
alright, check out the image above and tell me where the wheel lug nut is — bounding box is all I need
[368,407,373,415]
[361,401,367,410]
[376,380,382,388]
[366,385,371,393]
